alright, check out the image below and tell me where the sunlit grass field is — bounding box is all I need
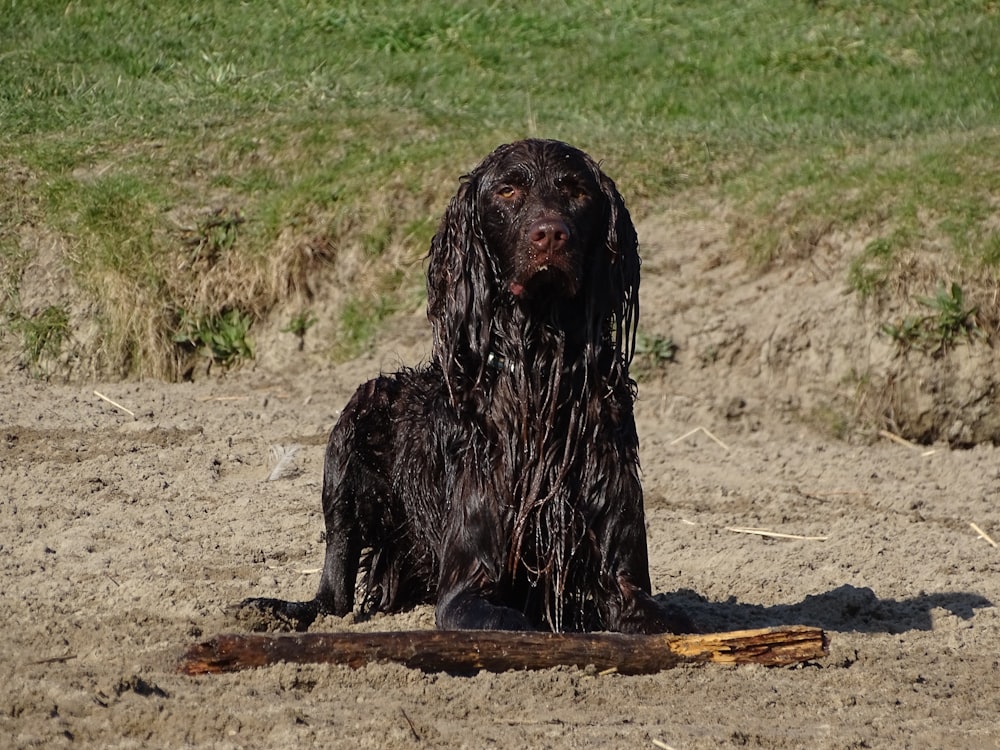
[2,0,997,376]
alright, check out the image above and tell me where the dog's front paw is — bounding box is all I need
[654,601,698,635]
[435,592,534,631]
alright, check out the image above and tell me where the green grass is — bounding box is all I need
[881,281,980,355]
[337,293,402,360]
[9,304,71,375]
[1,0,998,376]
[281,309,318,352]
[173,308,255,369]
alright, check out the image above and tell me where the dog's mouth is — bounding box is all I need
[508,256,581,300]
[506,214,583,301]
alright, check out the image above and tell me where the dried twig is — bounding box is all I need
[400,709,420,741]
[878,430,938,456]
[30,653,77,665]
[970,522,998,548]
[877,429,918,450]
[726,527,828,541]
[670,426,730,452]
[93,390,136,418]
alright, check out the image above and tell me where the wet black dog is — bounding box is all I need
[243,139,692,634]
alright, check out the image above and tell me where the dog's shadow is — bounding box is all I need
[661,584,993,635]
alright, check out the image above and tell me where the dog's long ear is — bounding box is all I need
[426,175,495,405]
[603,170,640,365]
[583,160,640,370]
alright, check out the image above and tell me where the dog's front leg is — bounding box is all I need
[600,466,697,634]
[433,498,533,631]
[601,518,697,634]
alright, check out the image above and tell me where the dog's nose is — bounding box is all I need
[528,218,570,254]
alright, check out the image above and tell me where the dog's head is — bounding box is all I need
[474,139,606,301]
[427,139,640,398]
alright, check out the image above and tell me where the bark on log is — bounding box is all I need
[179,625,827,676]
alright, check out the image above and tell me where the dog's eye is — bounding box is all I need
[555,178,590,202]
[495,184,519,200]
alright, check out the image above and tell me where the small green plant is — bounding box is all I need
[807,403,853,442]
[337,294,398,359]
[635,333,678,367]
[281,310,317,351]
[882,282,979,355]
[848,236,898,300]
[182,208,245,264]
[173,308,255,367]
[12,305,70,373]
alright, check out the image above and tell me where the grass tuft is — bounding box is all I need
[173,308,255,370]
[881,282,980,356]
[11,305,71,375]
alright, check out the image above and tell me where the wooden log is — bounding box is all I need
[178,625,827,676]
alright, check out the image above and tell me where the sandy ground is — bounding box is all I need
[3,206,1000,749]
